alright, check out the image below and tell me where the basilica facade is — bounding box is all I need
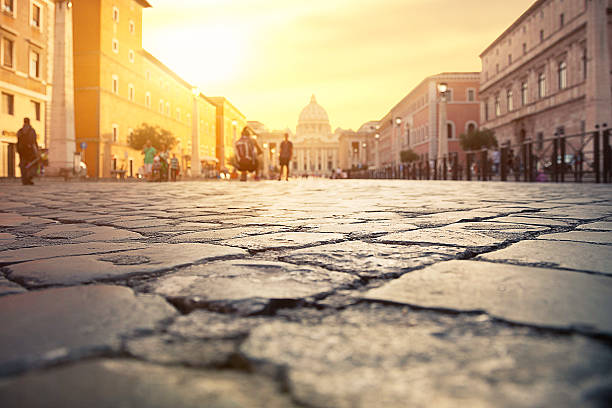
[254,95,340,178]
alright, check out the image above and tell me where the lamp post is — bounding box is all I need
[374,132,380,174]
[191,87,201,178]
[437,82,449,180]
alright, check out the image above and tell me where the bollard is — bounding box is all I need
[443,157,447,180]
[452,154,458,180]
[552,137,559,182]
[466,153,472,181]
[560,137,566,183]
[500,147,507,181]
[527,142,534,182]
[593,129,600,183]
[480,150,488,181]
[521,143,527,182]
[603,129,610,183]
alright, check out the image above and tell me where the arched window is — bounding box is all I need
[466,122,477,134]
[558,61,567,90]
[538,72,546,98]
[447,122,454,139]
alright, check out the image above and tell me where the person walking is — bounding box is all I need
[278,133,293,181]
[170,153,180,181]
[142,140,156,181]
[16,118,39,185]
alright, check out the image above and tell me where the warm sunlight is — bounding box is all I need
[143,0,536,131]
[144,24,248,86]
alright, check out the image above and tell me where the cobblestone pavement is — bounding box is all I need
[1,179,611,407]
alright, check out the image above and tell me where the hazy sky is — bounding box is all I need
[143,0,535,131]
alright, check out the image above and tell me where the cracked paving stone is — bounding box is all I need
[408,210,502,227]
[375,225,503,248]
[126,335,243,368]
[0,242,148,266]
[309,221,417,236]
[577,221,612,231]
[0,276,26,296]
[489,215,572,227]
[0,233,16,244]
[479,240,612,275]
[0,285,176,376]
[169,225,289,243]
[3,243,247,288]
[219,231,345,251]
[146,260,359,315]
[537,231,612,245]
[33,223,143,242]
[240,305,612,408]
[364,260,612,335]
[0,213,56,227]
[168,310,270,339]
[0,359,297,408]
[280,241,462,278]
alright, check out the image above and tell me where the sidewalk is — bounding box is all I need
[0,179,611,407]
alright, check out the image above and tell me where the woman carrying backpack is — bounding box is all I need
[234,127,262,181]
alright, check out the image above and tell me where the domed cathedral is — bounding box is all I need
[293,95,339,177]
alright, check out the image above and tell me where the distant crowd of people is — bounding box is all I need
[141,140,180,182]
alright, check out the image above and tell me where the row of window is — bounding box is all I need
[1,91,41,120]
[485,2,580,78]
[485,58,583,121]
[110,75,191,123]
[112,5,136,34]
[1,36,42,78]
[2,0,43,29]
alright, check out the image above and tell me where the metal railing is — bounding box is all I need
[348,125,611,183]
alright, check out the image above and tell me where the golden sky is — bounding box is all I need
[143,0,535,132]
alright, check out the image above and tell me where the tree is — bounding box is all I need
[128,123,177,151]
[459,128,498,151]
[400,149,420,163]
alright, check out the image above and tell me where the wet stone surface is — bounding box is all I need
[0,359,297,408]
[0,285,176,376]
[0,180,611,407]
[145,260,359,314]
[241,304,612,408]
[364,260,612,335]
[3,243,247,288]
[280,240,462,278]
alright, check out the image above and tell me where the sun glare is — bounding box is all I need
[145,24,247,86]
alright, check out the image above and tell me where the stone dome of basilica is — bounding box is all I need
[297,94,332,137]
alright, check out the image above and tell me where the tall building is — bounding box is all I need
[1,0,52,177]
[378,73,480,169]
[479,0,611,148]
[72,0,222,178]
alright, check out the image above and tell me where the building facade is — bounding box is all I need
[293,95,339,176]
[207,96,246,170]
[479,0,612,151]
[338,121,378,171]
[378,72,480,169]
[72,0,223,178]
[1,0,52,177]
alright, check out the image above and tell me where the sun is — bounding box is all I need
[144,24,247,87]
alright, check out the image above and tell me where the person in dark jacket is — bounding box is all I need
[16,118,39,185]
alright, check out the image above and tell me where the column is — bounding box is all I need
[48,0,76,176]
[191,93,201,177]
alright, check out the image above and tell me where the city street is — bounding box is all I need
[0,179,611,407]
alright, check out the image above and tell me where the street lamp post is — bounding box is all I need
[191,87,201,178]
[394,117,402,178]
[375,132,380,177]
[437,82,449,180]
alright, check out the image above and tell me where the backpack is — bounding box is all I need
[235,136,256,169]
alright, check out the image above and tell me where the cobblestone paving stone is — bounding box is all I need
[0,179,611,407]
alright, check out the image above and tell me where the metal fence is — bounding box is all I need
[349,126,611,183]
